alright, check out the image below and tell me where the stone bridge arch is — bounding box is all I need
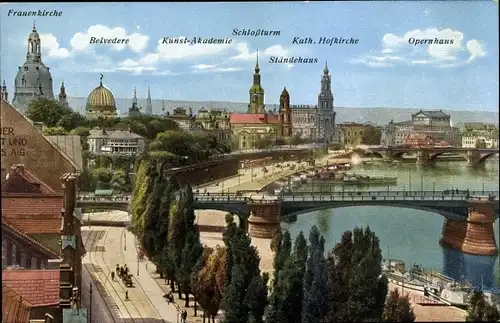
[281,201,472,221]
[428,151,468,162]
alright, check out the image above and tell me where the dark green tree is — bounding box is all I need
[302,226,328,323]
[292,231,308,275]
[26,98,71,127]
[244,272,269,323]
[168,191,188,297]
[58,111,88,131]
[43,126,68,135]
[154,178,174,277]
[361,125,382,145]
[179,229,204,306]
[272,230,291,286]
[221,216,264,323]
[141,167,165,259]
[466,290,500,322]
[383,288,416,322]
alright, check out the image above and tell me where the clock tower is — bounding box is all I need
[247,50,265,113]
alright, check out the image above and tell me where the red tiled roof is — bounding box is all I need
[2,165,57,195]
[2,270,60,307]
[2,197,63,234]
[2,285,32,323]
[2,219,60,258]
[230,113,280,124]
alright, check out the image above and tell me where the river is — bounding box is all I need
[278,160,500,291]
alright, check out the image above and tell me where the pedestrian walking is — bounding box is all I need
[125,290,129,301]
[181,310,187,323]
[111,271,115,281]
[116,264,120,275]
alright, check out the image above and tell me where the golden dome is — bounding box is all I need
[86,74,116,117]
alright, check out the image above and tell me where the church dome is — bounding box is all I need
[86,74,117,118]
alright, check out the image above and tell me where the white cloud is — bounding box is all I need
[70,25,149,53]
[191,64,242,73]
[192,64,216,70]
[40,33,71,59]
[230,43,289,61]
[466,39,486,62]
[354,28,485,68]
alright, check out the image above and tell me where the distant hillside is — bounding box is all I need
[67,97,498,126]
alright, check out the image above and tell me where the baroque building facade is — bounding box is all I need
[381,110,462,147]
[11,23,55,115]
[460,122,499,148]
[229,53,282,149]
[290,62,336,143]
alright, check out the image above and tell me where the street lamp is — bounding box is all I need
[124,230,127,251]
[482,182,485,195]
[137,255,140,276]
[89,283,93,323]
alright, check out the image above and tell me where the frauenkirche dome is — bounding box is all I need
[86,74,117,119]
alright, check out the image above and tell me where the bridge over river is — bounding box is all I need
[77,188,499,256]
[356,147,499,167]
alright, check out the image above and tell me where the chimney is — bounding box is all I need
[10,164,24,175]
[33,122,44,133]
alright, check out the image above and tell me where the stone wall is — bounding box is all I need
[0,100,77,193]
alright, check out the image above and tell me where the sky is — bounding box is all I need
[0,1,498,112]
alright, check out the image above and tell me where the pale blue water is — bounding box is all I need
[280,160,500,290]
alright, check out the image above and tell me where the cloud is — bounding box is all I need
[466,39,486,62]
[230,43,289,61]
[40,33,71,59]
[353,28,486,68]
[70,25,149,53]
[191,64,242,73]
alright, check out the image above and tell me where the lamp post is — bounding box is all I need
[482,182,485,195]
[137,255,140,276]
[408,171,412,192]
[124,230,127,251]
[89,283,93,323]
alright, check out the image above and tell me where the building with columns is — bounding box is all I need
[290,62,336,143]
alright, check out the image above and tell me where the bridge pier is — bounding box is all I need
[466,151,483,168]
[247,201,281,239]
[439,199,498,256]
[416,150,432,167]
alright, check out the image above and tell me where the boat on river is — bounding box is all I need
[314,173,397,185]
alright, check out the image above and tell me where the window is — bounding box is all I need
[20,252,27,268]
[31,256,38,269]
[11,244,17,265]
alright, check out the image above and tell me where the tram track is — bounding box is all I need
[82,213,166,323]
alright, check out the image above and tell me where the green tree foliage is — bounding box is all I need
[149,130,228,164]
[302,226,328,323]
[466,290,500,322]
[383,288,416,322]
[266,231,307,323]
[326,227,388,322]
[272,230,291,287]
[43,126,68,135]
[361,125,382,145]
[179,229,204,306]
[475,139,488,149]
[91,168,113,187]
[69,126,91,150]
[155,179,173,278]
[26,98,71,127]
[289,133,305,145]
[141,167,165,259]
[255,135,274,149]
[168,192,188,296]
[58,112,88,131]
[110,169,127,192]
[221,216,267,323]
[131,160,150,232]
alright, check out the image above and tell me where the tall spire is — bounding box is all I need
[324,60,329,74]
[132,86,137,105]
[99,73,103,86]
[145,86,152,115]
[33,20,36,31]
[255,49,260,74]
[58,80,68,109]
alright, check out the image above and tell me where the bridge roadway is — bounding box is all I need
[76,189,500,222]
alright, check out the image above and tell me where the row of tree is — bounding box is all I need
[135,164,499,322]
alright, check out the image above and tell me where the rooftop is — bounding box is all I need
[2,218,60,257]
[88,128,144,139]
[412,109,450,118]
[2,269,60,307]
[45,135,83,171]
[1,197,63,234]
[2,165,57,195]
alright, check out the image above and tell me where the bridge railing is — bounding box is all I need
[76,196,131,203]
[281,190,498,198]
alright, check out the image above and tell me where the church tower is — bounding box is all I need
[279,87,292,137]
[1,80,8,102]
[129,86,140,117]
[58,81,68,109]
[247,50,265,114]
[316,61,336,142]
[12,22,54,114]
[145,86,153,115]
